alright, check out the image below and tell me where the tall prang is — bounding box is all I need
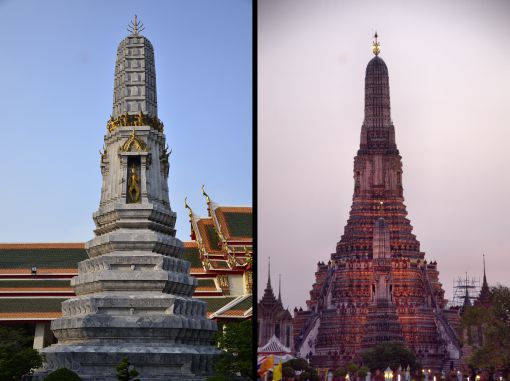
[293,34,461,372]
[35,17,218,381]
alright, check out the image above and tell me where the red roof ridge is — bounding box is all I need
[216,206,252,212]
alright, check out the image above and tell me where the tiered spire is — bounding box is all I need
[113,18,157,119]
[477,254,491,307]
[261,258,277,304]
[360,32,397,152]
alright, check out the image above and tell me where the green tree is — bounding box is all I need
[0,326,42,381]
[44,368,82,381]
[361,341,418,372]
[357,365,369,379]
[116,357,140,381]
[346,363,359,379]
[286,358,308,371]
[463,286,510,378]
[283,366,296,378]
[208,320,252,380]
[282,358,321,381]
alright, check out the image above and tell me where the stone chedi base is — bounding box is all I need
[35,250,218,381]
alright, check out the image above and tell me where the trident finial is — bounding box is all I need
[372,31,380,56]
[127,15,145,35]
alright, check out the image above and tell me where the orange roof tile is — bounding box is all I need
[196,287,218,291]
[218,309,248,317]
[0,312,62,319]
[37,268,78,274]
[183,241,198,248]
[0,269,32,274]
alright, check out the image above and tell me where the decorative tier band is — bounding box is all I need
[107,111,164,133]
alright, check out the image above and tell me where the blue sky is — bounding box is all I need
[0,0,252,243]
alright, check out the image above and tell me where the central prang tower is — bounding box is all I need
[293,35,461,372]
[37,18,218,381]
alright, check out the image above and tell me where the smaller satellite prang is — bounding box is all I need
[127,15,145,35]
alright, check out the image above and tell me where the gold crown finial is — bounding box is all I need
[128,15,145,35]
[372,31,380,56]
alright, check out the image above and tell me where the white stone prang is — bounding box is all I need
[34,29,219,381]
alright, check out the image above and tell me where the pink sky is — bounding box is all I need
[258,0,510,310]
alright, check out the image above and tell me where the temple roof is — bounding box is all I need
[0,298,66,320]
[186,191,252,273]
[257,335,292,354]
[181,192,252,320]
[210,295,253,319]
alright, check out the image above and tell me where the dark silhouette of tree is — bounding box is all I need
[0,326,42,381]
[361,341,419,372]
[44,368,82,381]
[208,320,252,380]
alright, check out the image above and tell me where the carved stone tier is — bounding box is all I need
[113,35,158,119]
[72,253,196,295]
[361,303,404,348]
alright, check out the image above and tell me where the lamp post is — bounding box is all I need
[385,367,393,381]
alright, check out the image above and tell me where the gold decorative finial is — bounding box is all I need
[201,184,211,205]
[372,31,380,56]
[127,15,145,35]
[184,197,193,220]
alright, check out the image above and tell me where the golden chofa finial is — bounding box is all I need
[201,184,211,205]
[127,15,145,35]
[201,184,213,216]
[372,31,381,56]
[184,197,193,221]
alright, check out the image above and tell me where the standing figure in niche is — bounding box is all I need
[128,167,140,203]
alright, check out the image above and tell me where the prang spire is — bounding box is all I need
[113,21,157,119]
[359,32,396,152]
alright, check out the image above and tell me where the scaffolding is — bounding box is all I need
[447,273,481,308]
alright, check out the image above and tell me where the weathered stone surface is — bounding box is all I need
[34,25,219,380]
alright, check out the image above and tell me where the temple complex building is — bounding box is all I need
[293,35,461,372]
[258,261,293,351]
[0,195,252,349]
[182,189,253,323]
